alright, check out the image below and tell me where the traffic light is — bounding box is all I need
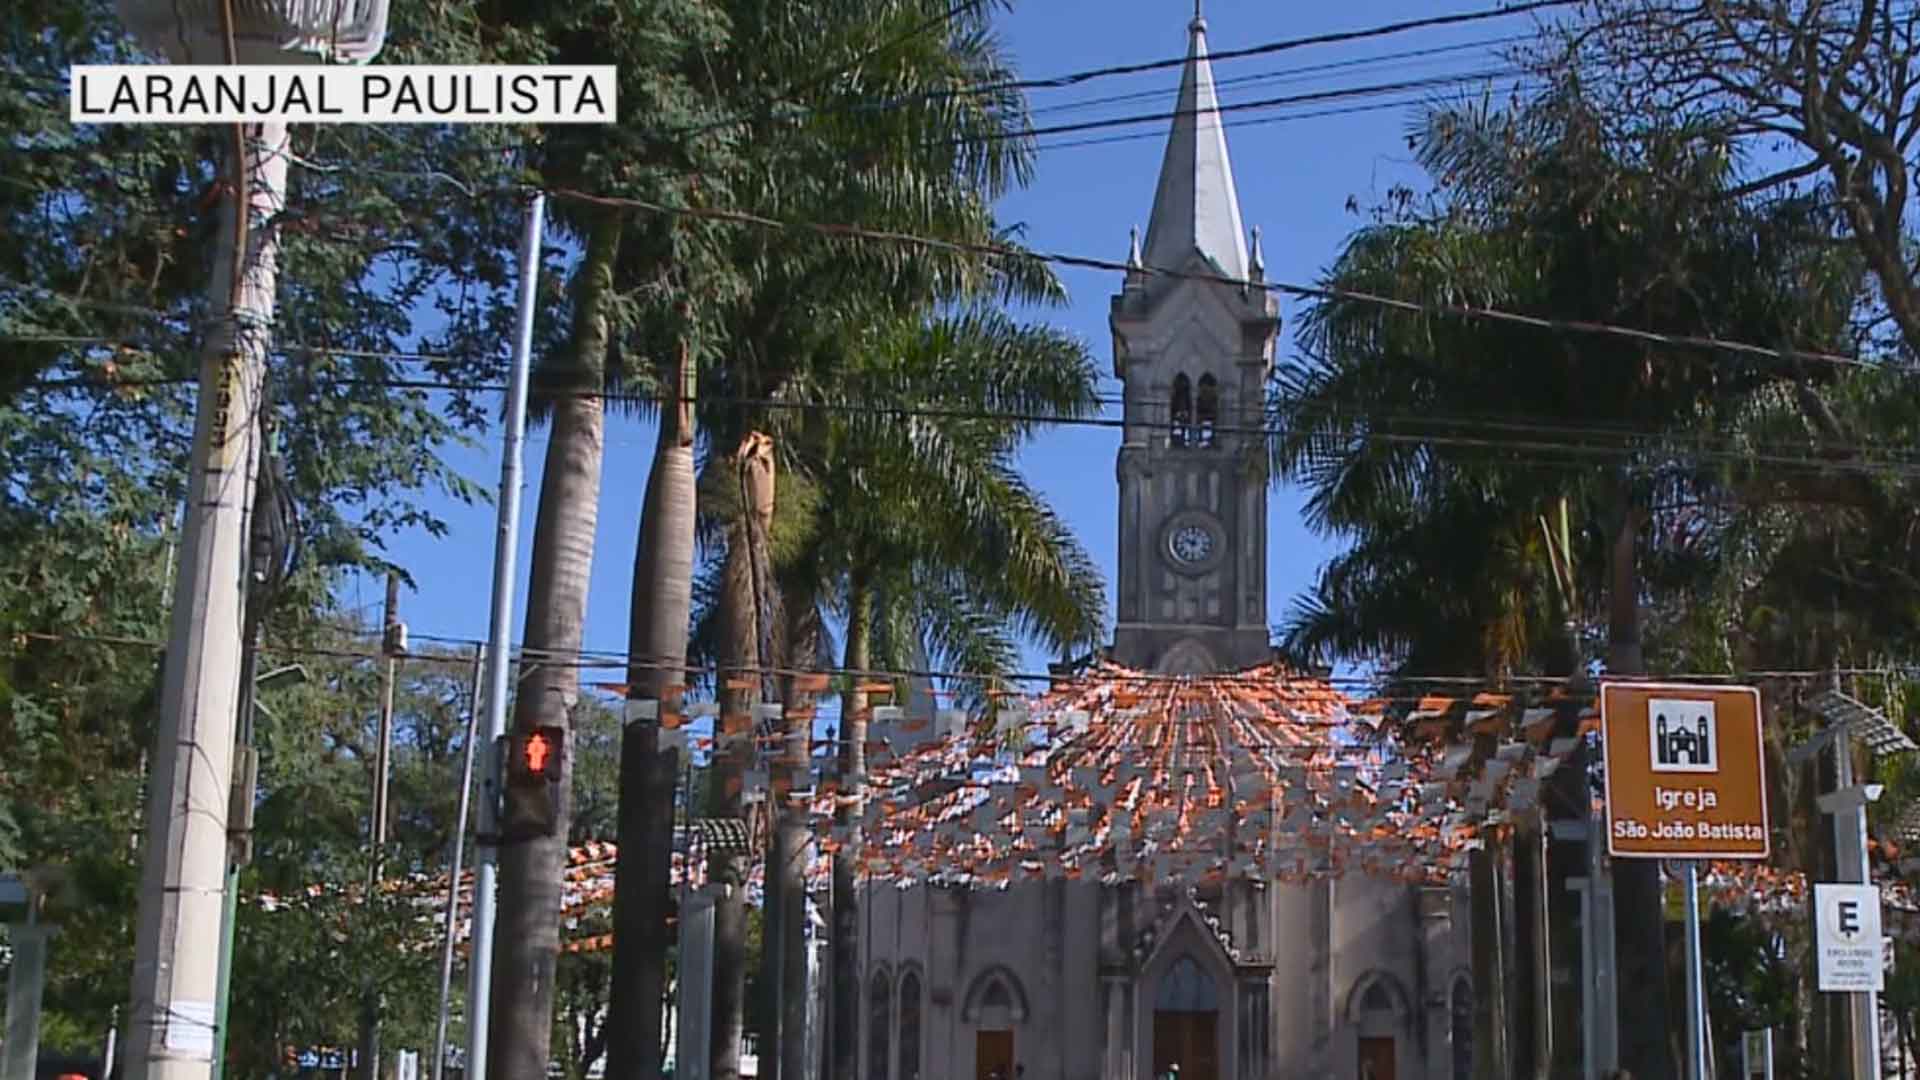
[499,725,566,841]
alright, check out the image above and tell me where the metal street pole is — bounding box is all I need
[1834,732,1882,1080]
[1680,861,1708,1080]
[463,190,546,1080]
[432,648,486,1080]
[1799,688,1912,1080]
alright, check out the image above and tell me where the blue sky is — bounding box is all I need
[343,0,1548,690]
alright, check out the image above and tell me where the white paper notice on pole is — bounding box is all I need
[163,1000,216,1057]
[1815,883,1885,992]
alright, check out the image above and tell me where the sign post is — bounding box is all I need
[1741,1029,1774,1080]
[1602,682,1769,1080]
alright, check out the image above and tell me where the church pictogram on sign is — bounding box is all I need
[1651,698,1718,772]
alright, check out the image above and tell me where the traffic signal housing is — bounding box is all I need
[499,725,566,841]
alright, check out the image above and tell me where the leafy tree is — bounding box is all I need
[1574,0,1920,361]
[1275,80,1874,1078]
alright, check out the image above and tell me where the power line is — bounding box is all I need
[13,355,1920,477]
[535,187,1891,375]
[9,166,1886,377]
[782,0,1579,128]
[1026,33,1537,119]
[13,627,1902,694]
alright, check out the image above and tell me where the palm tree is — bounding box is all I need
[480,2,736,1077]
[637,3,1062,1076]
[680,305,1106,1075]
[1274,82,1869,1078]
[490,209,622,1080]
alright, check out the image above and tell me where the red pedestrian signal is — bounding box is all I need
[524,728,554,775]
[499,725,567,841]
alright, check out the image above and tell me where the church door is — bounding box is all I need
[1151,1011,1219,1080]
[1151,954,1222,1080]
[974,1030,1013,1080]
[1357,1036,1396,1080]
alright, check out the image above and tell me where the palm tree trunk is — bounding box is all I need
[710,430,777,1080]
[489,210,621,1080]
[764,603,821,1080]
[1605,481,1674,1080]
[829,574,872,1080]
[611,334,698,1080]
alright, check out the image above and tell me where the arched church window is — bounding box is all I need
[899,971,922,1080]
[1154,954,1220,1012]
[1169,374,1193,446]
[870,970,892,1080]
[1195,374,1218,447]
[1450,978,1472,1080]
[1362,981,1394,1013]
[980,979,1011,1009]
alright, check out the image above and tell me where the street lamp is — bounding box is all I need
[1789,688,1916,1080]
[112,0,387,1077]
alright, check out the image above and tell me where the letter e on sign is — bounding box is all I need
[1816,883,1884,993]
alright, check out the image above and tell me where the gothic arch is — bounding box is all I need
[1170,373,1194,446]
[1195,374,1218,447]
[870,967,894,1080]
[1343,970,1411,1026]
[1449,975,1473,1080]
[1154,953,1221,1012]
[961,965,1030,1024]
[898,966,924,1080]
[1155,638,1220,676]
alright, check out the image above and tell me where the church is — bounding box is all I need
[849,11,1476,1080]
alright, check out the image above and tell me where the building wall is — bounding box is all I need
[858,882,1107,1080]
[857,875,1470,1080]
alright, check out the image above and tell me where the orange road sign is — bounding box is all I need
[1601,681,1769,859]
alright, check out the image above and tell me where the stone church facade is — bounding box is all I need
[852,13,1475,1080]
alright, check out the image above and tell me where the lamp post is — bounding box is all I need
[112,6,386,1080]
[1790,688,1917,1080]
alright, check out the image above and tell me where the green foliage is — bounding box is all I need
[1274,77,1882,682]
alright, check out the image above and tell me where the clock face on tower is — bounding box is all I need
[1169,524,1214,564]
[1162,512,1224,575]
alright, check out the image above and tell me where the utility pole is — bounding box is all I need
[111,7,387,1080]
[125,115,285,1080]
[431,647,486,1080]
[360,571,405,1080]
[463,191,546,1080]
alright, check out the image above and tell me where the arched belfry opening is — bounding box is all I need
[1195,374,1218,447]
[1153,954,1221,1080]
[1170,373,1194,446]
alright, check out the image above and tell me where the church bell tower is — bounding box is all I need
[1109,8,1280,675]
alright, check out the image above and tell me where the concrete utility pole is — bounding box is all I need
[360,571,405,1080]
[431,648,486,1080]
[112,7,387,1080]
[1,875,54,1080]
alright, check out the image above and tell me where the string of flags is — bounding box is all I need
[243,661,1920,957]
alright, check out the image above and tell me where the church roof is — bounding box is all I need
[1139,13,1249,281]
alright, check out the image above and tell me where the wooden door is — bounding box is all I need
[1151,1011,1219,1080]
[1358,1036,1396,1080]
[974,1030,1014,1080]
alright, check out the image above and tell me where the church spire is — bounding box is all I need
[1140,9,1248,280]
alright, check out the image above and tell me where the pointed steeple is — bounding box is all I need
[1140,10,1249,281]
